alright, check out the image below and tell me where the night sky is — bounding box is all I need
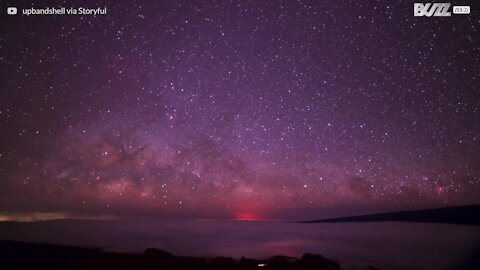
[1,0,479,220]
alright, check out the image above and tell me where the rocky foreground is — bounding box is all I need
[0,240,379,270]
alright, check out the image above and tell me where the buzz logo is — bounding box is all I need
[414,3,451,16]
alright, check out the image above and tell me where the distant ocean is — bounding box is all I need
[1,219,479,270]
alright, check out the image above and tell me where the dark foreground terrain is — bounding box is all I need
[2,237,480,270]
[0,240,370,270]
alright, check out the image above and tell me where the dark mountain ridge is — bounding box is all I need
[300,204,480,225]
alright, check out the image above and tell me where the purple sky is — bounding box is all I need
[0,0,479,220]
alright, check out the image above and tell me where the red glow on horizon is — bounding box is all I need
[234,212,259,221]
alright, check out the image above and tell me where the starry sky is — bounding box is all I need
[0,0,479,220]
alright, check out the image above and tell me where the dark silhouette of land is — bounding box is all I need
[299,205,480,225]
[2,232,480,270]
[0,240,354,270]
[2,205,480,270]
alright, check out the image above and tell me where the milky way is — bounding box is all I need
[1,0,479,219]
